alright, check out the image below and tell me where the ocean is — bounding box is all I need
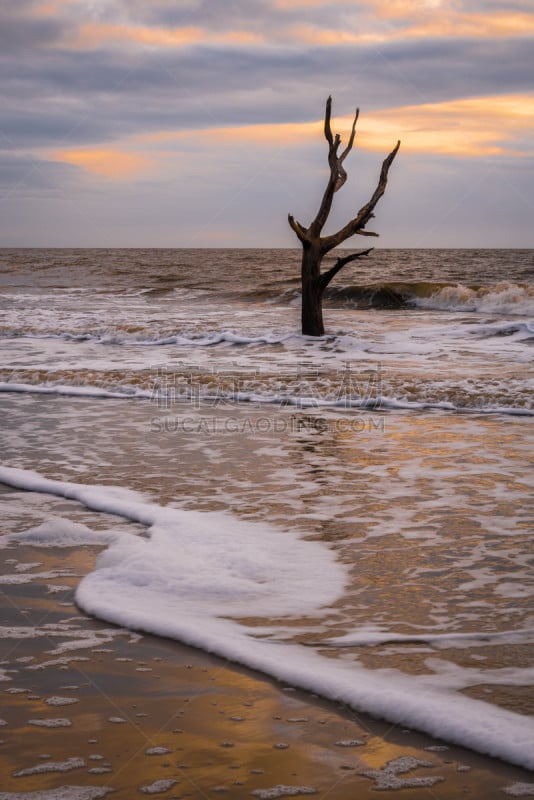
[1,247,533,772]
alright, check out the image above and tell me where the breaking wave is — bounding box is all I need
[1,379,532,417]
[0,329,298,347]
[323,281,534,314]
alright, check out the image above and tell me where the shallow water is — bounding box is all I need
[1,390,533,768]
[0,248,532,415]
[2,538,530,800]
[0,248,533,770]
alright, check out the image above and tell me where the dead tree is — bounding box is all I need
[288,97,400,336]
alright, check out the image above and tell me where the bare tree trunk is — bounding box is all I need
[301,243,325,336]
[289,97,400,336]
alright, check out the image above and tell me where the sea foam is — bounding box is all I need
[0,381,532,416]
[413,282,534,316]
[1,465,534,770]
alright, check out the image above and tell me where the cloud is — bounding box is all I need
[2,30,532,152]
[43,1,534,52]
[53,146,150,178]
[0,151,78,192]
[285,4,534,45]
[134,92,534,159]
[356,94,534,158]
[67,22,264,50]
[1,0,533,246]
[0,4,67,53]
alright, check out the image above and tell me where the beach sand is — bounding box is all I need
[1,542,533,800]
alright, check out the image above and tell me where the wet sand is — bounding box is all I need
[1,543,533,799]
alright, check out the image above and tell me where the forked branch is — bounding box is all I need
[336,107,358,191]
[321,139,401,254]
[309,96,359,238]
[287,213,309,243]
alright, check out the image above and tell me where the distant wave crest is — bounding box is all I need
[323,281,534,315]
[1,379,532,417]
[0,329,297,347]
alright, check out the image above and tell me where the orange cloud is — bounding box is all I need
[287,4,534,43]
[53,148,150,179]
[288,25,384,45]
[374,0,454,19]
[73,23,203,49]
[137,93,534,159]
[27,0,534,50]
[275,0,355,6]
[359,95,534,157]
[137,120,322,149]
[49,94,533,184]
[68,22,263,50]
[32,0,73,15]
[404,11,534,38]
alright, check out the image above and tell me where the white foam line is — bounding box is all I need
[0,382,149,400]
[0,466,156,526]
[1,465,534,770]
[0,382,532,416]
[0,330,299,347]
[327,629,534,647]
[73,594,534,771]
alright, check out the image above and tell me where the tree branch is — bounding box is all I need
[319,248,374,292]
[320,139,401,254]
[324,94,334,146]
[335,108,358,192]
[353,229,379,237]
[287,214,309,243]
[309,97,360,239]
[339,109,358,163]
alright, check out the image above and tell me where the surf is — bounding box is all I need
[1,465,534,771]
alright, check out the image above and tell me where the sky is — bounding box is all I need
[1,0,533,248]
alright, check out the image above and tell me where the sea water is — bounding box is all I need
[0,248,533,768]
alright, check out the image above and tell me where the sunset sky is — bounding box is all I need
[1,0,533,247]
